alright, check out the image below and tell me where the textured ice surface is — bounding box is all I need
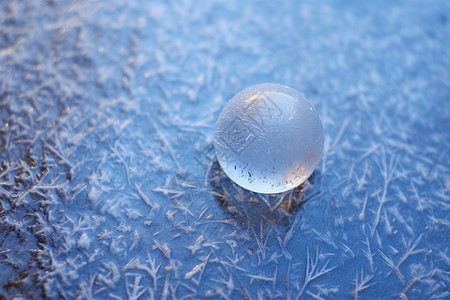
[1,0,450,299]
[215,83,323,193]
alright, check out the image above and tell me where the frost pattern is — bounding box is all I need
[0,0,449,299]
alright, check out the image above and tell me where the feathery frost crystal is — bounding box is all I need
[215,83,324,193]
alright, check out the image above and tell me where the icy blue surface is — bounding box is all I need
[1,0,449,299]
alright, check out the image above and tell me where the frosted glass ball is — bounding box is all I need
[214,83,323,194]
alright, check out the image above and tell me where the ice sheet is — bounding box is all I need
[0,0,449,299]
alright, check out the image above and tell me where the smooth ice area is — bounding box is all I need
[215,84,323,193]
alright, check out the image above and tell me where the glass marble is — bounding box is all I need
[214,83,324,194]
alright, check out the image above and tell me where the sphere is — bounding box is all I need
[214,83,323,194]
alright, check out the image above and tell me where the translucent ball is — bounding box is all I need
[214,83,323,194]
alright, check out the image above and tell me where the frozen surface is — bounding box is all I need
[0,0,450,299]
[215,83,323,194]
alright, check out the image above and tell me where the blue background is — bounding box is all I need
[0,0,449,299]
